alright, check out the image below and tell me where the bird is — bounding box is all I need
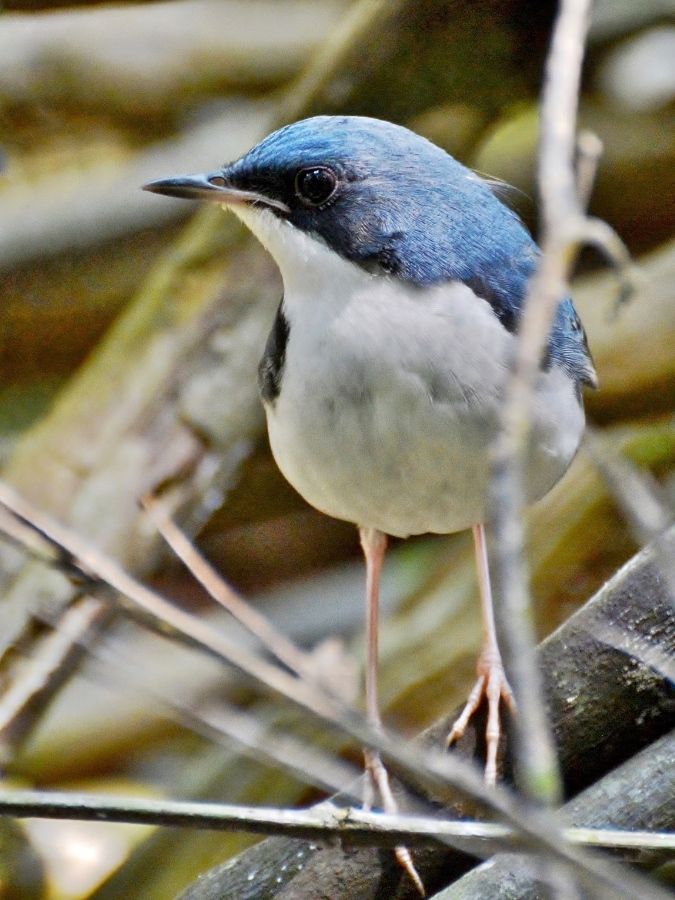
[144,115,596,888]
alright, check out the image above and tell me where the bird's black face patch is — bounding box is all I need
[223,157,407,278]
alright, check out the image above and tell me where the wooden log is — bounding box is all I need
[435,731,675,899]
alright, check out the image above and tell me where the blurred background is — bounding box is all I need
[0,0,674,897]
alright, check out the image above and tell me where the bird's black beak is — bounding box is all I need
[142,172,289,213]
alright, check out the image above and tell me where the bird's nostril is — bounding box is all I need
[209,175,227,187]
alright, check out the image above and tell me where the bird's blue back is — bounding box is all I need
[226,116,596,389]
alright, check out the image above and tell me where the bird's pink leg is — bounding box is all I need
[446,523,516,785]
[359,526,424,897]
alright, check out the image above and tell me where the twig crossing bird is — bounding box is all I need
[144,115,596,890]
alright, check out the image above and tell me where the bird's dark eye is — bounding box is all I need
[295,167,337,206]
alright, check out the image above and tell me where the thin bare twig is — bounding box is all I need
[140,496,359,705]
[2,788,675,855]
[490,0,590,812]
[574,131,604,211]
[141,495,318,683]
[0,595,108,738]
[489,0,636,809]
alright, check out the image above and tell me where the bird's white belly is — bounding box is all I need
[267,376,492,536]
[263,278,585,538]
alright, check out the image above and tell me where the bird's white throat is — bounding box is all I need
[226,202,372,321]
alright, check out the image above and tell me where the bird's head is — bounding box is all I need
[144,116,596,388]
[143,115,530,287]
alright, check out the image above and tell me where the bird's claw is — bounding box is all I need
[445,649,516,786]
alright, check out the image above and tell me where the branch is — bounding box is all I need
[0,595,109,756]
[488,0,637,807]
[489,0,592,810]
[140,496,320,685]
[1,787,674,855]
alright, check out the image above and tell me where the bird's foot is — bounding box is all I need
[445,646,516,785]
[363,748,425,896]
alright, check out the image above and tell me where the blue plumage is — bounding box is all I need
[224,115,596,389]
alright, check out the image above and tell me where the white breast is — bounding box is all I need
[232,205,585,537]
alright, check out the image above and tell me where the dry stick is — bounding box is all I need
[0,596,106,730]
[0,500,359,804]
[0,557,360,801]
[0,506,64,562]
[141,495,317,683]
[1,787,674,855]
[574,131,604,213]
[489,0,633,809]
[0,512,114,755]
[0,483,671,900]
[0,502,113,750]
[0,592,113,759]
